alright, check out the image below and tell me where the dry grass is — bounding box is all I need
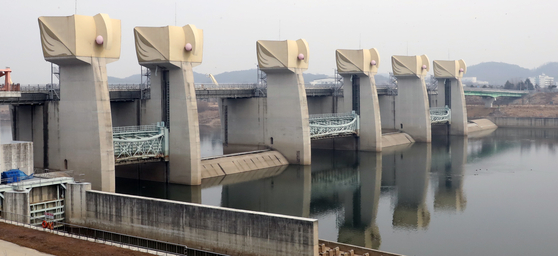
[0,222,153,256]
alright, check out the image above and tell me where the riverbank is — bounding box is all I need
[467,105,558,119]
[198,101,221,127]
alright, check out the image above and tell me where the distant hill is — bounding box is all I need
[466,62,558,85]
[108,69,330,84]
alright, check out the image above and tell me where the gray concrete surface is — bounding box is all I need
[1,141,33,175]
[200,150,288,179]
[66,187,318,256]
[4,190,30,223]
[49,58,116,192]
[487,117,558,128]
[436,78,468,135]
[265,70,311,165]
[342,74,382,151]
[0,239,55,256]
[167,63,202,185]
[394,77,431,142]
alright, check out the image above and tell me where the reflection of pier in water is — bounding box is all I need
[383,143,432,230]
[432,137,468,212]
[117,134,484,251]
[220,149,384,250]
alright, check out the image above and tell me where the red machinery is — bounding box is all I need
[0,68,20,91]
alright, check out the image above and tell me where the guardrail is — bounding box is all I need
[113,123,161,134]
[0,211,228,256]
[430,106,451,124]
[0,83,21,91]
[309,111,360,140]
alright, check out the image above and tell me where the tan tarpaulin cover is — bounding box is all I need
[336,48,380,75]
[38,14,121,60]
[433,60,467,78]
[134,25,203,65]
[391,55,430,77]
[257,39,309,71]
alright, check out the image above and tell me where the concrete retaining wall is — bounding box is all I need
[488,117,558,128]
[67,188,318,256]
[3,190,29,223]
[1,142,33,175]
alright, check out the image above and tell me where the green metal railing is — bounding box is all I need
[430,106,451,124]
[309,111,360,140]
[113,122,169,163]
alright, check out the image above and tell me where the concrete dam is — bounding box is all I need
[0,12,502,256]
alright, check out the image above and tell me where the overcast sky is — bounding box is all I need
[2,0,558,84]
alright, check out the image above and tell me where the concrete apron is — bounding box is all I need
[200,150,288,179]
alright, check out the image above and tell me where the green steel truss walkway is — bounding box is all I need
[463,88,528,98]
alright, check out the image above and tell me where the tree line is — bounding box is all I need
[504,79,535,90]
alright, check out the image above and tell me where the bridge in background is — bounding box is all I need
[463,88,528,98]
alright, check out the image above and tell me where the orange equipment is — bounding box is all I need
[0,68,20,91]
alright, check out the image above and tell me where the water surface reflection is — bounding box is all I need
[116,128,558,256]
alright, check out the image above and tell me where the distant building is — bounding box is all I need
[309,78,337,85]
[536,73,555,88]
[462,77,489,86]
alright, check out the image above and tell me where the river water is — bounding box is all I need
[116,126,558,256]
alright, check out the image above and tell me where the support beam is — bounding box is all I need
[38,13,120,192]
[392,55,431,142]
[257,39,311,165]
[482,96,496,108]
[134,24,203,185]
[337,48,382,151]
[433,60,468,135]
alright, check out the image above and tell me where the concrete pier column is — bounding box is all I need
[65,182,91,224]
[257,39,311,165]
[337,49,382,151]
[4,190,30,223]
[392,55,432,142]
[433,60,468,135]
[482,97,496,108]
[38,14,121,192]
[134,25,203,185]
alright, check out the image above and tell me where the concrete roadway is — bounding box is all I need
[0,239,55,256]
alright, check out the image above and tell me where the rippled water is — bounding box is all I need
[117,127,558,256]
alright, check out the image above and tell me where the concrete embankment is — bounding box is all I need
[468,118,498,133]
[311,133,415,150]
[66,183,318,256]
[200,150,287,179]
[382,132,415,148]
[487,117,558,128]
